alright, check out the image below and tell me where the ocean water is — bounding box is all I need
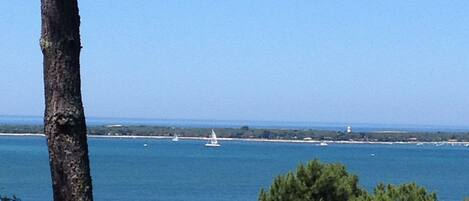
[0,136,468,201]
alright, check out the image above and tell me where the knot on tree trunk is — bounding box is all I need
[40,36,82,53]
[49,109,82,127]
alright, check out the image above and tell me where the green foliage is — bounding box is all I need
[259,160,364,201]
[260,160,438,201]
[354,183,437,201]
[0,195,20,201]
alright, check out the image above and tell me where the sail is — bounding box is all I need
[205,129,220,147]
[172,133,179,141]
[211,129,218,144]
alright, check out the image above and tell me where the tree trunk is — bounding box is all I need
[40,0,93,201]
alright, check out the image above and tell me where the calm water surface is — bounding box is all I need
[0,136,468,201]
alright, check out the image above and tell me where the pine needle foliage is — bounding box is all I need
[260,160,438,201]
[259,160,364,201]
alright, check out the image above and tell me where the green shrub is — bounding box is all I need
[260,160,438,201]
[259,159,364,201]
[0,195,20,201]
[354,183,436,201]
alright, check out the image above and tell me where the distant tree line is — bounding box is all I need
[1,125,469,142]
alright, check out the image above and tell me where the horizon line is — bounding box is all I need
[1,114,469,129]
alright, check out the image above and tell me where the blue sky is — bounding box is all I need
[1,1,469,126]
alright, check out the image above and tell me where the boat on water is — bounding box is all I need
[319,142,328,146]
[172,133,179,142]
[416,143,424,146]
[205,129,221,147]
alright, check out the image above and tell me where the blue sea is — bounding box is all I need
[0,136,468,201]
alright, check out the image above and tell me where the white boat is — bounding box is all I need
[319,142,328,146]
[172,133,179,142]
[416,143,423,146]
[205,129,221,147]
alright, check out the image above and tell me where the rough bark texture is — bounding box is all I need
[40,0,93,201]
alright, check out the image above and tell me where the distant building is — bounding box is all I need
[346,126,352,134]
[106,124,123,128]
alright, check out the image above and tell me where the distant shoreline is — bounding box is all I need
[2,115,469,133]
[1,133,468,146]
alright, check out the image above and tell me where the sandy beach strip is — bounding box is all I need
[1,133,468,145]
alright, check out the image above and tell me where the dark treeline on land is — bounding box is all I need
[1,124,469,142]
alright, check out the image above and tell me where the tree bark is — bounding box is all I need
[40,0,93,201]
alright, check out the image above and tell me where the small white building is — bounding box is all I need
[346,126,352,134]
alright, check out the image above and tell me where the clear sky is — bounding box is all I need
[1,1,469,126]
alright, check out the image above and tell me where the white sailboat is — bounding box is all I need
[172,133,179,142]
[319,142,328,146]
[205,129,220,147]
